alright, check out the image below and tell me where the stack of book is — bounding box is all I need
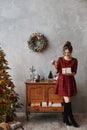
[31,103,40,107]
[31,102,62,107]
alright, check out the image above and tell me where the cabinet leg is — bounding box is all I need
[28,112,30,116]
[26,111,30,120]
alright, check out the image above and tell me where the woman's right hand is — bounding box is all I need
[51,60,55,65]
[51,60,58,73]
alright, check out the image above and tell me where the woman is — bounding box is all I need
[51,41,79,127]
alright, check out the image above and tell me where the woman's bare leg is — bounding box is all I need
[63,96,71,103]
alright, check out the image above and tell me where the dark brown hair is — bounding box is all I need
[63,41,73,52]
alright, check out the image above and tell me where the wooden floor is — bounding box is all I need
[16,112,87,130]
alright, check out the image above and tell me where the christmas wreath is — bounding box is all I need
[27,32,48,52]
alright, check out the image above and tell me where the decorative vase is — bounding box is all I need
[29,66,36,81]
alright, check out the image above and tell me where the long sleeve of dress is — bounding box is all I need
[56,57,61,73]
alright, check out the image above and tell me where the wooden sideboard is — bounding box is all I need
[25,80,64,120]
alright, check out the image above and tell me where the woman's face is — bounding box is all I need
[63,49,72,57]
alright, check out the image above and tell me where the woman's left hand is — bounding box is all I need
[65,72,75,76]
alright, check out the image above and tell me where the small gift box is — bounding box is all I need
[62,67,71,74]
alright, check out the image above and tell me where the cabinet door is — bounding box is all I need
[47,86,63,103]
[27,85,45,102]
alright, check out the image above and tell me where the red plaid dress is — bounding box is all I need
[55,57,78,97]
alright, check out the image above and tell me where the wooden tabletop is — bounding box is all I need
[25,79,56,85]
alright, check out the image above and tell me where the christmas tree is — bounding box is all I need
[48,71,53,79]
[0,47,22,122]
